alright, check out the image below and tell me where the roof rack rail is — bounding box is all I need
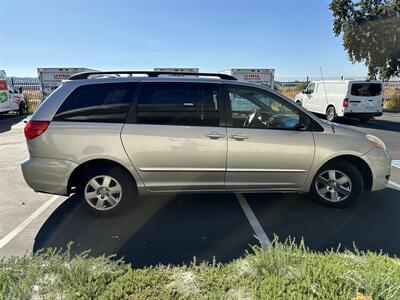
[69,71,237,81]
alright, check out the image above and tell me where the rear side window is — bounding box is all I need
[136,83,219,126]
[54,83,136,122]
[351,83,382,97]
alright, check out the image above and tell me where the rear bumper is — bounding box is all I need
[362,148,392,191]
[344,112,383,118]
[21,157,78,196]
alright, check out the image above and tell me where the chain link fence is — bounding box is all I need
[7,75,400,114]
[9,77,42,113]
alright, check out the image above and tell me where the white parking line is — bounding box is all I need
[236,193,271,250]
[392,160,400,169]
[0,195,61,249]
[388,180,400,191]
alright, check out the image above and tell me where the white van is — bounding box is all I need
[295,80,383,122]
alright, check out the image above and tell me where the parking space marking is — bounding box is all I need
[0,195,60,249]
[392,160,400,169]
[388,180,400,191]
[236,193,270,250]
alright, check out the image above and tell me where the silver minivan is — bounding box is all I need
[21,71,391,215]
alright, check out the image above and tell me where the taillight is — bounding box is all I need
[24,120,50,140]
[342,98,349,107]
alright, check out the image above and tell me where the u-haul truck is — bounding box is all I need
[154,68,199,77]
[220,69,275,112]
[0,70,27,115]
[37,67,93,100]
[220,68,275,87]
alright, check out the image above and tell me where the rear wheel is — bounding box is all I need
[18,102,27,115]
[309,160,364,208]
[80,167,137,215]
[326,106,336,122]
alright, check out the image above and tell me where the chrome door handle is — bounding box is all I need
[229,133,249,141]
[205,131,225,139]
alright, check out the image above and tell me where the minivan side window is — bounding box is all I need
[136,83,219,126]
[54,83,136,123]
[228,85,301,130]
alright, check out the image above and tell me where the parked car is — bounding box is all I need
[295,80,384,122]
[0,72,27,115]
[21,71,391,215]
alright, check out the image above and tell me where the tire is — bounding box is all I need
[309,160,364,208]
[358,116,371,122]
[79,166,137,216]
[296,100,302,106]
[18,102,27,116]
[326,106,336,122]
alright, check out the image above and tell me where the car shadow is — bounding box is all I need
[0,115,26,134]
[246,187,400,256]
[338,117,400,132]
[311,113,400,132]
[33,193,256,267]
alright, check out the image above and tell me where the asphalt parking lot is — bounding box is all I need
[0,113,399,266]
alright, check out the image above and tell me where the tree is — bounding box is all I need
[329,0,400,79]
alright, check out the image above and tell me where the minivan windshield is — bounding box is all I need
[351,83,382,97]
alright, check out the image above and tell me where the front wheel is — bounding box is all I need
[309,160,364,208]
[80,167,137,215]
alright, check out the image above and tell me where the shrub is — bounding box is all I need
[384,93,400,110]
[1,240,399,299]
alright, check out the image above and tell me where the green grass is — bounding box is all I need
[1,240,399,299]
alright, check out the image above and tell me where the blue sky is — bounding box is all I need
[0,0,367,77]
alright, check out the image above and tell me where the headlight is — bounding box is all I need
[366,134,386,150]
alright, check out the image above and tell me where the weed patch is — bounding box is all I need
[1,240,399,299]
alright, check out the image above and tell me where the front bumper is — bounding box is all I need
[21,157,78,196]
[362,148,392,191]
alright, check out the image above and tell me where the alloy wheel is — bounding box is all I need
[315,169,352,202]
[84,175,122,211]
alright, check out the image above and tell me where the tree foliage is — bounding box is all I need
[329,0,400,79]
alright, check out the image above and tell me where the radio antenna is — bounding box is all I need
[320,66,335,132]
[320,66,329,105]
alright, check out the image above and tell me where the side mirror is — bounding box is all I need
[297,115,310,131]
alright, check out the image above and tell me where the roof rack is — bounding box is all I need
[69,71,237,81]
